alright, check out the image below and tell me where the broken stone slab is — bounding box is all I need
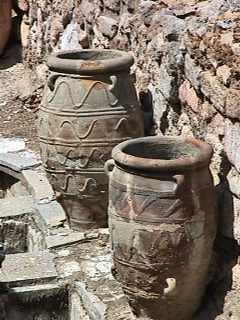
[70,289,91,320]
[34,200,66,230]
[11,283,65,302]
[22,169,55,202]
[0,195,34,218]
[48,228,108,251]
[0,150,41,172]
[0,251,58,286]
[0,137,25,153]
[46,231,96,249]
[74,282,107,320]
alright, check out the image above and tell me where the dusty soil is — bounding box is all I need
[0,44,38,151]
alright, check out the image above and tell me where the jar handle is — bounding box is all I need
[104,159,115,177]
[163,278,177,296]
[108,75,117,92]
[173,174,185,195]
[48,73,59,91]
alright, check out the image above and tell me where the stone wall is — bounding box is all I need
[19,0,240,243]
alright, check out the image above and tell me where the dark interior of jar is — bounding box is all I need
[122,140,200,160]
[57,50,123,61]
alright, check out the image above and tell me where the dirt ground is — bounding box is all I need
[0,44,38,151]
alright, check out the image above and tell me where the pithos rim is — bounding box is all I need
[112,136,213,172]
[47,49,134,75]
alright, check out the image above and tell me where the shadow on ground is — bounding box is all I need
[0,44,22,70]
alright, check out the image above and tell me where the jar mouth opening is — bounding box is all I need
[57,50,124,61]
[122,140,200,160]
[112,136,213,172]
[47,49,134,75]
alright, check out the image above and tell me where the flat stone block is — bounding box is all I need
[0,195,34,218]
[22,169,55,202]
[34,200,66,229]
[10,283,66,303]
[0,150,41,172]
[0,137,25,153]
[46,232,86,249]
[0,251,58,286]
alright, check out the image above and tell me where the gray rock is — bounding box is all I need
[60,21,82,50]
[22,169,55,202]
[97,15,118,39]
[34,200,66,229]
[0,196,34,218]
[0,251,57,286]
[200,71,227,114]
[46,231,86,249]
[227,167,240,199]
[0,151,41,172]
[11,283,64,302]
[0,138,25,153]
[185,53,202,90]
[74,282,106,320]
[224,119,240,172]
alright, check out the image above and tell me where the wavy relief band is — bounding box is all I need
[114,118,128,131]
[73,79,118,109]
[113,256,168,271]
[39,136,132,147]
[110,208,188,225]
[60,174,97,194]
[79,178,97,193]
[48,79,118,108]
[40,105,127,117]
[48,80,74,104]
[59,119,98,140]
[63,148,104,169]
[112,194,183,220]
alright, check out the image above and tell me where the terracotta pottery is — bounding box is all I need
[38,49,144,230]
[105,136,217,320]
[0,0,11,56]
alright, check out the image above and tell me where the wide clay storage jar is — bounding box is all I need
[38,49,144,230]
[106,136,217,320]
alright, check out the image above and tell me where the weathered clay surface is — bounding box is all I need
[107,137,217,320]
[38,49,144,230]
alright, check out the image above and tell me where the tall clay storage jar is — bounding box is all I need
[0,0,11,56]
[38,49,144,230]
[105,136,217,320]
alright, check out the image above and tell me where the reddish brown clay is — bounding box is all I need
[38,49,144,230]
[106,136,217,320]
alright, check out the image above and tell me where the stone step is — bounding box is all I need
[0,195,34,218]
[0,150,41,172]
[0,251,58,286]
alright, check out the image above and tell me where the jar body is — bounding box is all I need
[0,0,11,56]
[38,69,144,230]
[108,160,216,319]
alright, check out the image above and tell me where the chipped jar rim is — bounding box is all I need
[112,136,213,172]
[47,49,134,75]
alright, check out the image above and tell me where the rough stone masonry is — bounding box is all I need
[18,0,240,244]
